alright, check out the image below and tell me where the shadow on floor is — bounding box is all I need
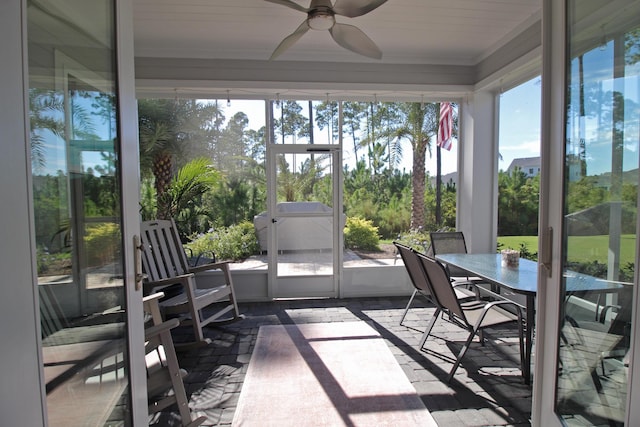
[153,297,532,427]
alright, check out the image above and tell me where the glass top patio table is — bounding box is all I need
[435,253,625,385]
[435,253,537,295]
[435,253,623,296]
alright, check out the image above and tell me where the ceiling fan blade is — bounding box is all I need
[329,23,382,59]
[263,0,309,13]
[270,20,310,60]
[332,0,388,18]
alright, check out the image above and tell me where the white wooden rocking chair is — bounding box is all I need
[140,219,242,343]
[144,293,206,427]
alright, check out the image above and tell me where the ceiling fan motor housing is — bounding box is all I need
[308,3,336,30]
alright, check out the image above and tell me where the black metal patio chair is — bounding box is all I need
[394,242,477,326]
[416,252,525,382]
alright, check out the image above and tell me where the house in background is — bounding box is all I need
[507,156,541,177]
[429,171,458,188]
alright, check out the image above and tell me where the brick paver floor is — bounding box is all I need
[151,297,532,427]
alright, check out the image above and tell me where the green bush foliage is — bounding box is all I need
[37,248,71,275]
[185,221,259,261]
[395,228,432,252]
[85,223,121,267]
[344,217,380,250]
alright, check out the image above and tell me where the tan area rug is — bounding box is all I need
[232,322,437,427]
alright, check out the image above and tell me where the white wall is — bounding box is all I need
[196,265,413,301]
[0,1,47,425]
[458,90,499,253]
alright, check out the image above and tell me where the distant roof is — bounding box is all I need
[507,157,541,171]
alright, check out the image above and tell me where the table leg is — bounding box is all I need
[524,294,535,385]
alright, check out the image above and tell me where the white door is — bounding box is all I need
[534,1,640,425]
[266,143,342,298]
[27,1,146,425]
[264,98,344,299]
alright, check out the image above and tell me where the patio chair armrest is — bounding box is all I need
[485,299,525,319]
[452,281,482,299]
[598,304,621,323]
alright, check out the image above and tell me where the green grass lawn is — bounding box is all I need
[384,234,635,266]
[498,235,636,266]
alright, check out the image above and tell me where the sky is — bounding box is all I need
[223,76,543,177]
[498,78,542,171]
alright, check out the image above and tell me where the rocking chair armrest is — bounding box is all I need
[143,292,166,326]
[187,250,217,266]
[145,318,180,340]
[143,292,166,304]
[145,273,194,286]
[188,260,232,274]
[143,274,195,294]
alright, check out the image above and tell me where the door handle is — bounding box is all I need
[540,226,553,277]
[133,235,147,291]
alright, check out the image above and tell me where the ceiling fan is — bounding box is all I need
[265,0,387,60]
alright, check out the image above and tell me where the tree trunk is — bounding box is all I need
[153,152,173,219]
[411,140,427,230]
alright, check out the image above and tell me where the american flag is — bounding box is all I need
[437,102,453,151]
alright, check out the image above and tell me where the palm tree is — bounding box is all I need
[394,102,439,230]
[138,98,223,218]
[29,88,98,174]
[158,157,222,237]
[29,89,64,172]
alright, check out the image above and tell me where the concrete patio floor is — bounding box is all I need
[153,296,532,427]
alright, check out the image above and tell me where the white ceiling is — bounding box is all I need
[132,0,543,99]
[133,0,541,65]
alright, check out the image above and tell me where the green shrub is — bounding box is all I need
[37,248,71,275]
[395,228,432,252]
[85,223,121,267]
[185,221,259,261]
[344,217,380,251]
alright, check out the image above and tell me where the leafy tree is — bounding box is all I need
[565,176,607,213]
[215,111,249,171]
[212,177,259,227]
[246,126,266,163]
[424,179,457,231]
[32,173,68,252]
[368,141,389,175]
[497,169,540,235]
[625,28,640,66]
[377,193,411,238]
[359,102,381,171]
[342,102,366,164]
[315,101,339,143]
[274,100,308,143]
